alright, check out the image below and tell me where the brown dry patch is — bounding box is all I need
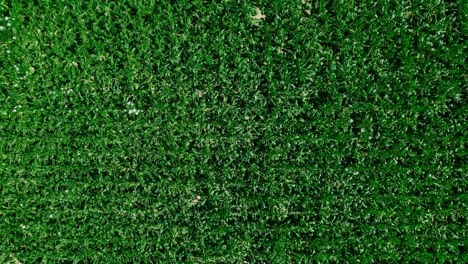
[252,7,266,20]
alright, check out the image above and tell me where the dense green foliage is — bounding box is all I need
[1,0,466,262]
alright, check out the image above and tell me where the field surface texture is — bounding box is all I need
[1,0,467,263]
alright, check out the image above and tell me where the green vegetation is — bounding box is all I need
[1,0,466,262]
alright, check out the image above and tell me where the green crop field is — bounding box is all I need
[1,0,466,263]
